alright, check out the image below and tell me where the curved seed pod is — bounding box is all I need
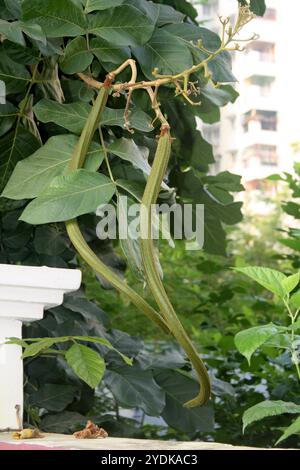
[140,126,211,407]
[66,219,169,333]
[66,77,169,334]
[69,83,110,171]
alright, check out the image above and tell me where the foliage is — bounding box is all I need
[268,160,300,271]
[1,0,288,448]
[7,334,132,388]
[234,266,300,446]
[0,0,250,435]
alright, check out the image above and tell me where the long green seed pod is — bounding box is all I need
[66,78,169,333]
[66,220,169,332]
[140,126,211,407]
[69,84,110,171]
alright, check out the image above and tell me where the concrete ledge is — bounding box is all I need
[0,433,263,450]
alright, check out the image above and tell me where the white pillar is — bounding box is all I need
[0,264,81,431]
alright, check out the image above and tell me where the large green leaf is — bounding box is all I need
[0,51,30,94]
[235,323,280,364]
[100,107,153,132]
[3,0,22,19]
[0,126,40,193]
[291,290,300,309]
[109,138,151,175]
[59,37,93,74]
[90,37,130,67]
[40,411,86,433]
[22,0,87,37]
[2,40,40,66]
[2,134,104,200]
[28,384,77,412]
[276,416,300,446]
[33,99,91,134]
[201,83,239,107]
[233,266,287,298]
[202,171,243,206]
[65,343,105,389]
[154,370,214,433]
[34,226,68,256]
[33,98,153,135]
[0,20,46,46]
[171,169,242,255]
[84,0,125,13]
[0,19,25,45]
[105,365,165,416]
[88,4,155,47]
[133,28,193,79]
[20,170,116,224]
[63,295,109,326]
[17,21,46,43]
[157,3,185,26]
[282,273,300,295]
[125,0,159,23]
[183,132,211,171]
[0,101,18,136]
[279,238,300,253]
[243,400,300,432]
[163,23,236,83]
[163,23,216,42]
[71,336,131,365]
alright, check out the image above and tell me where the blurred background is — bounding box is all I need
[195,0,300,213]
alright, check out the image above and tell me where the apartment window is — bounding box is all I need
[247,41,275,62]
[248,75,275,97]
[258,110,277,131]
[230,150,238,164]
[243,110,277,132]
[246,144,278,166]
[259,145,278,166]
[264,8,277,20]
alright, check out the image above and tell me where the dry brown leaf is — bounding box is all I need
[73,421,108,440]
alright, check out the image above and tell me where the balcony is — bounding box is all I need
[239,86,278,113]
[236,52,277,80]
[241,119,278,147]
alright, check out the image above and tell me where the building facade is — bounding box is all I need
[196,0,300,192]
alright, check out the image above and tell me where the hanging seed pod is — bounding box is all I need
[140,125,211,407]
[66,76,169,334]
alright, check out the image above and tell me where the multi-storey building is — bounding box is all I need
[196,0,300,193]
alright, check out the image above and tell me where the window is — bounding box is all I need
[247,41,275,62]
[230,150,238,164]
[258,111,277,131]
[242,110,277,132]
[248,75,275,97]
[245,144,278,166]
[264,8,277,20]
